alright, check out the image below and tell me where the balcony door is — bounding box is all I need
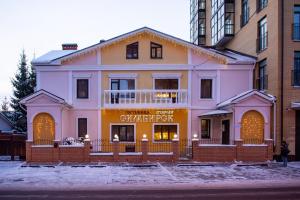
[154,79,179,103]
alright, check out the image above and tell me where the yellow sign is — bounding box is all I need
[120,110,174,123]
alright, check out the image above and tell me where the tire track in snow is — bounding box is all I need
[157,162,178,181]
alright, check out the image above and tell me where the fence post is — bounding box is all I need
[265,139,274,161]
[53,140,60,163]
[234,139,243,161]
[26,140,33,162]
[192,138,199,160]
[172,138,179,162]
[113,138,119,162]
[84,139,91,163]
[141,138,148,162]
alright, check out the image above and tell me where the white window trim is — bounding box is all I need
[152,77,181,90]
[199,76,216,100]
[152,73,182,79]
[109,123,136,143]
[74,77,91,100]
[200,118,212,139]
[109,78,137,101]
[152,123,179,143]
[76,117,88,139]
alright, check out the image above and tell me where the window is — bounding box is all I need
[293,6,300,40]
[257,17,267,52]
[111,125,134,142]
[201,119,211,139]
[200,79,213,99]
[241,0,249,27]
[154,125,177,142]
[293,52,300,86]
[77,79,89,99]
[126,42,138,59]
[150,42,162,59]
[257,0,268,12]
[154,79,178,90]
[78,118,87,138]
[258,59,268,90]
[211,0,235,45]
[111,79,135,100]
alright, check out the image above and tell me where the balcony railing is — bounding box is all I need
[104,89,188,107]
[292,23,300,40]
[292,69,300,86]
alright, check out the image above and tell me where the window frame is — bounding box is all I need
[152,123,179,143]
[150,42,163,59]
[257,0,268,12]
[77,118,87,139]
[200,118,212,139]
[126,42,139,59]
[199,77,215,100]
[110,123,136,143]
[257,16,268,53]
[76,79,89,99]
[293,51,300,86]
[241,0,249,27]
[258,59,267,90]
[109,78,136,99]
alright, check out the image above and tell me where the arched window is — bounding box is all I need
[241,110,264,144]
[33,113,55,144]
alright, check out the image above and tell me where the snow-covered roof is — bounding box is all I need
[199,110,232,117]
[217,90,276,108]
[32,50,76,64]
[0,112,14,128]
[32,27,256,65]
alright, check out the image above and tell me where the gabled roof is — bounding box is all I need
[217,90,276,108]
[0,112,14,128]
[32,50,76,64]
[20,89,71,107]
[199,110,232,117]
[32,27,256,66]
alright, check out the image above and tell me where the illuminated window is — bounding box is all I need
[154,125,177,142]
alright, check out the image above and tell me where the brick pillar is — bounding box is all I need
[84,139,91,163]
[234,139,243,161]
[172,139,179,162]
[265,139,274,161]
[192,138,199,160]
[113,139,119,162]
[53,140,60,162]
[26,141,33,162]
[141,139,148,162]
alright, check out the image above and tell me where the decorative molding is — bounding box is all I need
[152,73,182,78]
[108,73,138,78]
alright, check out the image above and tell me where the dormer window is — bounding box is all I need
[150,42,162,59]
[126,42,138,59]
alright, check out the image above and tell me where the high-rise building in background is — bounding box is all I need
[190,0,300,160]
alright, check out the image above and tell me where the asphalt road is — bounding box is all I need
[1,187,300,200]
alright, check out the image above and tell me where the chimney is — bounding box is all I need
[62,43,78,50]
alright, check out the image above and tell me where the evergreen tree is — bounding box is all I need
[1,96,9,111]
[10,50,36,131]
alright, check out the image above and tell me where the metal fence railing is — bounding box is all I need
[198,138,222,144]
[90,139,113,153]
[148,141,172,153]
[33,139,54,145]
[119,142,142,153]
[242,138,265,144]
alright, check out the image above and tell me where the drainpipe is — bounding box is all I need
[273,99,277,146]
[280,0,284,144]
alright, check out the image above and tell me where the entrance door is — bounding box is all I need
[296,111,300,161]
[222,120,230,145]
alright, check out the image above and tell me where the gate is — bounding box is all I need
[179,139,193,159]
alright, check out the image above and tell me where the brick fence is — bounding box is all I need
[192,139,274,162]
[26,138,273,163]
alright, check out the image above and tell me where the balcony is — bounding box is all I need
[292,69,300,86]
[103,89,188,108]
[292,23,300,40]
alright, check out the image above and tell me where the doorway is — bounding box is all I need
[296,111,300,161]
[222,120,230,145]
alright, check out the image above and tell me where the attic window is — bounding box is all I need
[126,42,138,59]
[150,42,162,59]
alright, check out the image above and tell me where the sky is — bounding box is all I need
[0,0,190,104]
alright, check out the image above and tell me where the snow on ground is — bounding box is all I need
[1,161,300,190]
